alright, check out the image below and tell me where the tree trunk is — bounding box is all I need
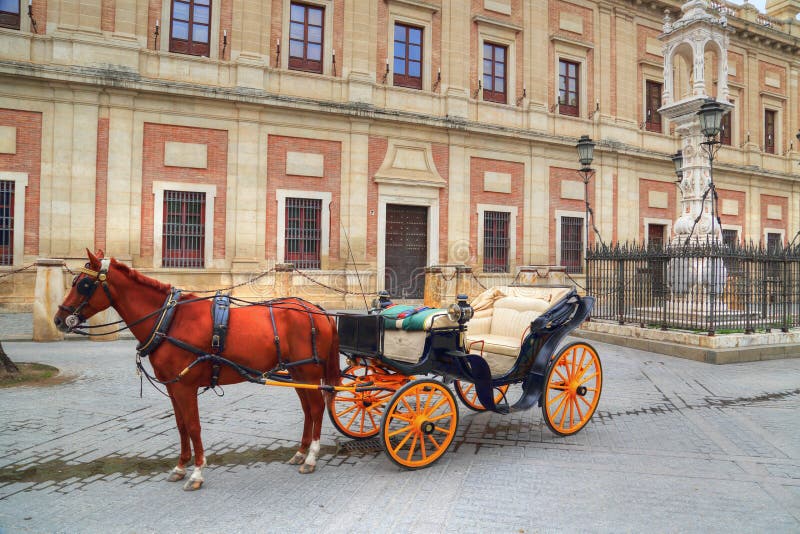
[0,340,19,374]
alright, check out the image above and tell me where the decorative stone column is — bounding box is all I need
[32,259,66,342]
[88,309,120,342]
[424,266,444,308]
[274,263,294,297]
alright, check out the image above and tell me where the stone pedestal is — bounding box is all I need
[32,259,66,342]
[274,263,294,296]
[423,266,444,308]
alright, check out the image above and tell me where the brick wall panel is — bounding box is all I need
[471,157,524,270]
[266,135,341,264]
[638,178,677,240]
[140,123,228,263]
[95,117,109,251]
[549,166,593,265]
[0,109,42,256]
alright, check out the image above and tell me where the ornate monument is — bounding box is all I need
[659,0,732,245]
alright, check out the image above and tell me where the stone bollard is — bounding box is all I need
[424,266,444,308]
[32,259,66,342]
[274,263,294,296]
[455,265,481,300]
[88,308,121,342]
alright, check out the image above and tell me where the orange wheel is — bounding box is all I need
[329,364,409,440]
[453,381,509,412]
[380,379,459,469]
[541,342,602,437]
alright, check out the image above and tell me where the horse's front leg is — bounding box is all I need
[171,385,207,491]
[166,389,191,483]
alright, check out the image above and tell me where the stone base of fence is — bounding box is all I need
[575,320,800,364]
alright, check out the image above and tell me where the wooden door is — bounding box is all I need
[385,204,428,299]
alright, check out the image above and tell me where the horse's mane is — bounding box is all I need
[111,260,173,293]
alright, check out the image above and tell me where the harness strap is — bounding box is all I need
[267,304,284,369]
[136,288,182,357]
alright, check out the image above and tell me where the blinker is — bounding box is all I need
[76,277,96,296]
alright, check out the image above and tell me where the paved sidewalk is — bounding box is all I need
[0,339,798,533]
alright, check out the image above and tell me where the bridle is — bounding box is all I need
[58,258,114,330]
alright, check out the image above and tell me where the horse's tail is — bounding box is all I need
[323,313,340,408]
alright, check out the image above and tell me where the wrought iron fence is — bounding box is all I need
[587,241,800,334]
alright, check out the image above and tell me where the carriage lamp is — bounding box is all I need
[448,294,474,324]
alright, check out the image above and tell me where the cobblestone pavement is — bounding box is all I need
[0,339,798,533]
[0,314,33,340]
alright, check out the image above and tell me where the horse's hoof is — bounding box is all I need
[298,463,316,474]
[287,452,307,465]
[182,479,203,491]
[167,471,186,482]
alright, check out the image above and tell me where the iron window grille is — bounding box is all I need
[285,197,322,270]
[483,211,510,273]
[162,190,205,268]
[169,0,211,57]
[560,216,583,274]
[722,228,738,247]
[720,102,733,146]
[558,59,579,117]
[482,42,507,104]
[0,180,14,266]
[0,0,20,29]
[393,23,423,90]
[645,80,663,133]
[289,2,324,74]
[764,110,776,154]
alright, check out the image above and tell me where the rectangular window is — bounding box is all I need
[0,0,20,29]
[647,223,666,247]
[0,180,14,266]
[645,80,663,133]
[285,197,321,269]
[170,0,211,57]
[560,216,583,274]
[558,59,579,117]
[483,211,509,273]
[720,103,733,146]
[393,23,422,90]
[482,42,507,104]
[162,190,205,268]
[289,2,324,74]
[767,232,782,251]
[722,228,738,247]
[764,110,776,154]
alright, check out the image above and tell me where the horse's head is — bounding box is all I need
[54,249,115,332]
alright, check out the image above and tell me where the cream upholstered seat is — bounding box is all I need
[465,286,572,376]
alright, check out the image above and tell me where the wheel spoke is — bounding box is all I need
[551,393,569,425]
[392,425,415,453]
[426,433,441,450]
[577,372,599,387]
[426,396,448,416]
[423,388,435,413]
[427,410,455,423]
[548,390,567,406]
[554,367,569,383]
[401,396,416,414]
[579,395,594,409]
[574,396,585,422]
[366,409,378,429]
[568,397,575,429]
[334,403,358,416]
[387,423,413,438]
[433,425,452,434]
[419,433,427,460]
[406,433,418,461]
[345,406,362,429]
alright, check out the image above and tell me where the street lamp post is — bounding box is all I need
[696,98,726,336]
[576,135,595,275]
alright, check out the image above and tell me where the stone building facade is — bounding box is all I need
[0,0,798,307]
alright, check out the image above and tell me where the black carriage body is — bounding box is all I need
[336,289,594,414]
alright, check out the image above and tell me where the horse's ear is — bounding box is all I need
[86,248,99,267]
[95,249,105,259]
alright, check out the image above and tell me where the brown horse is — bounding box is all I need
[54,250,340,490]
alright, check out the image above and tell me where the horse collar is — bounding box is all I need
[136,288,182,357]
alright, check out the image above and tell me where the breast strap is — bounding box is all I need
[136,288,182,357]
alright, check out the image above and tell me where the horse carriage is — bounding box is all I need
[54,251,602,489]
